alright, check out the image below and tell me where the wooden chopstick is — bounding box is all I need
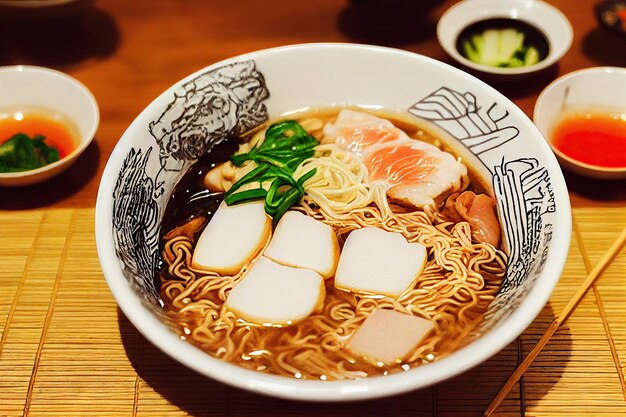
[484,225,626,417]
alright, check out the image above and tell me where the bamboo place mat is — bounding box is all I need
[1,206,625,417]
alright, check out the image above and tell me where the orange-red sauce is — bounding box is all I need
[0,109,78,158]
[551,113,626,168]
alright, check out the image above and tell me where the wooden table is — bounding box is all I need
[1,1,625,416]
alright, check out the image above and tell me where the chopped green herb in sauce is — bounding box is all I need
[462,28,540,68]
[0,133,60,173]
[456,19,549,69]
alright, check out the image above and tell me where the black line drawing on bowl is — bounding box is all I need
[472,158,555,335]
[408,87,520,156]
[409,86,557,324]
[112,148,161,302]
[149,60,270,196]
[112,60,270,302]
[493,158,555,294]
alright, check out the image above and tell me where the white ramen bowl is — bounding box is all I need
[96,43,571,401]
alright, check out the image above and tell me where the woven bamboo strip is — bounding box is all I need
[512,211,626,416]
[0,210,44,352]
[25,210,136,417]
[23,209,79,416]
[0,210,74,417]
[572,208,626,390]
[1,207,625,416]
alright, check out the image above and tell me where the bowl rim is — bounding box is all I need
[96,42,572,401]
[0,64,100,179]
[0,0,83,7]
[437,0,574,75]
[534,66,626,174]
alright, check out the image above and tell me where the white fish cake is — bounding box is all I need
[264,211,339,278]
[334,227,427,298]
[226,257,325,326]
[191,201,271,275]
[347,309,434,364]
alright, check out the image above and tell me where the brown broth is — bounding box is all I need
[159,107,489,240]
[160,137,238,235]
[158,107,502,379]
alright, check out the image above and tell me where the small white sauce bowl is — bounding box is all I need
[437,0,573,76]
[0,65,99,187]
[534,67,626,180]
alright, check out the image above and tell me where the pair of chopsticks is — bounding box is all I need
[485,226,626,416]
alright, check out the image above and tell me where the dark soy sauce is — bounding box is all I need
[160,137,240,239]
[155,138,240,291]
[455,18,551,63]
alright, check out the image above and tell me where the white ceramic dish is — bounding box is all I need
[0,0,90,18]
[96,43,571,401]
[0,0,84,8]
[534,66,626,179]
[437,0,573,76]
[0,65,99,187]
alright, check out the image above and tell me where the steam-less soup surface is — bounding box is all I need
[159,108,507,380]
[551,112,626,168]
[0,108,77,173]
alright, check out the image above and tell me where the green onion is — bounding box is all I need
[224,120,319,225]
[224,188,268,206]
[230,120,317,171]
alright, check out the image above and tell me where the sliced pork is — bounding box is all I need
[323,109,467,207]
[444,191,501,247]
